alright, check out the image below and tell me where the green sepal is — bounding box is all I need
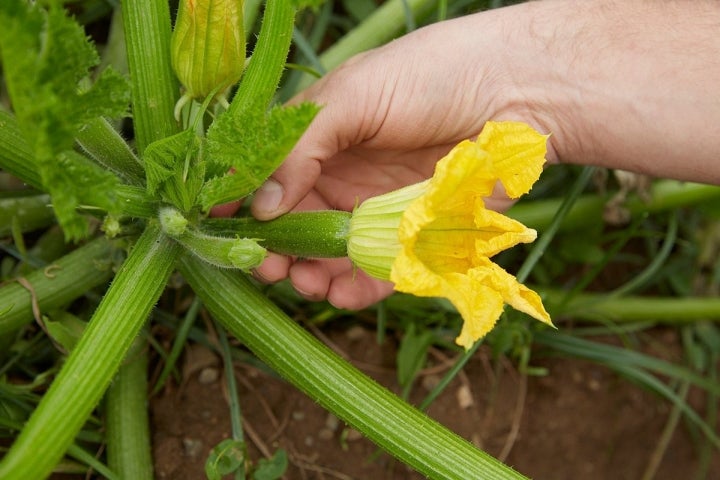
[199,102,320,210]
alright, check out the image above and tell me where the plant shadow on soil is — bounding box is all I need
[149,323,719,480]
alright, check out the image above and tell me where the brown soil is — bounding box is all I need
[150,325,718,480]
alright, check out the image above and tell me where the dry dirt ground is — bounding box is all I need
[150,324,719,480]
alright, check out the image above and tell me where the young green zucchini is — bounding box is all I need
[201,211,352,258]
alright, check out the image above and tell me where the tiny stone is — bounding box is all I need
[318,428,334,441]
[345,325,366,341]
[198,367,219,384]
[344,428,362,442]
[456,384,474,409]
[324,413,340,431]
[421,374,441,391]
[292,411,305,421]
[182,437,203,458]
[304,435,314,447]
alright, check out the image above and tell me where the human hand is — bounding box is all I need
[247,7,558,309]
[250,0,720,309]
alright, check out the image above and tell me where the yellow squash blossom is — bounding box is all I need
[347,121,554,349]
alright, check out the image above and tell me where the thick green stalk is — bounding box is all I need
[508,180,720,231]
[0,237,113,335]
[75,117,145,185]
[106,338,154,480]
[180,256,525,480]
[0,193,55,236]
[227,0,295,116]
[295,0,439,90]
[121,0,179,153]
[0,225,180,479]
[544,289,720,323]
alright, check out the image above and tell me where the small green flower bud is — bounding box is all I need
[171,0,245,102]
[158,207,188,237]
[228,238,267,271]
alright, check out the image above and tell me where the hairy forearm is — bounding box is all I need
[491,0,720,183]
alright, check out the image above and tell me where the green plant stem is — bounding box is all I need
[75,117,145,185]
[508,180,720,232]
[227,0,296,116]
[180,255,526,480]
[544,289,720,323]
[516,166,595,283]
[0,225,181,479]
[0,193,55,236]
[121,0,179,153]
[296,0,439,90]
[0,237,113,335]
[152,296,203,394]
[106,337,154,480]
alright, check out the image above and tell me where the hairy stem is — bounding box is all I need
[0,225,180,479]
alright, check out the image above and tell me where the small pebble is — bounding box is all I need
[182,437,203,458]
[456,384,474,409]
[292,411,305,421]
[324,413,339,431]
[198,367,219,384]
[345,325,366,341]
[318,428,334,441]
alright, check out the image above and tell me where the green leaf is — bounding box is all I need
[396,323,433,389]
[0,1,131,240]
[205,439,246,480]
[200,102,319,210]
[252,449,288,480]
[144,129,204,212]
[42,311,87,353]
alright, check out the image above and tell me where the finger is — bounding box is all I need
[209,200,242,217]
[253,252,293,284]
[327,269,395,310]
[252,55,385,219]
[288,258,337,301]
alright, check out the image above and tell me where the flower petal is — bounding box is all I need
[470,258,553,327]
[476,121,548,199]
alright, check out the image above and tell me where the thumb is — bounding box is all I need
[250,152,322,220]
[251,52,384,220]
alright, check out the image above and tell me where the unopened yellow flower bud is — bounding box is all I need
[171,0,245,103]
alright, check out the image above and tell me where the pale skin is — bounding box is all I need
[231,0,720,308]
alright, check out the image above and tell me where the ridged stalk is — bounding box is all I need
[0,225,180,479]
[544,289,720,322]
[226,0,295,116]
[509,180,720,231]
[0,237,113,335]
[121,0,179,153]
[180,255,526,480]
[105,339,154,480]
[0,193,55,236]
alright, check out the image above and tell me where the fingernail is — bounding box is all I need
[254,179,284,214]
